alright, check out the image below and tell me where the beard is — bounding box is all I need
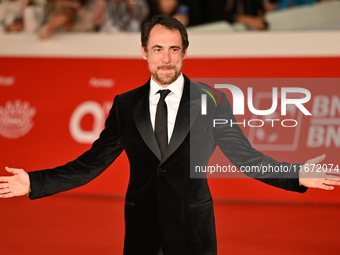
[150,64,182,87]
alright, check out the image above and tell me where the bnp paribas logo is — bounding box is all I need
[0,100,36,139]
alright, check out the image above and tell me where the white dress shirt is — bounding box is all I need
[149,74,184,143]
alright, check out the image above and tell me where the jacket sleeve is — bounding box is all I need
[28,95,124,199]
[213,92,307,193]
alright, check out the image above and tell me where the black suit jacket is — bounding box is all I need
[28,75,307,255]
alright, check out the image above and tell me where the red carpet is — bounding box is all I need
[1,195,339,255]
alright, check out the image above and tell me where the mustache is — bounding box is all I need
[157,65,176,70]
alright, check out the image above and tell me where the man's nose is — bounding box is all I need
[162,51,171,64]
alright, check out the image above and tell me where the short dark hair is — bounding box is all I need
[141,15,189,52]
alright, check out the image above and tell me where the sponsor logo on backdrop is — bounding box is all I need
[89,77,114,88]
[308,95,340,148]
[0,76,15,86]
[247,91,304,151]
[247,94,340,149]
[69,101,112,143]
[0,100,36,139]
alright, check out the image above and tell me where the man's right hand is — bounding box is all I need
[0,167,30,198]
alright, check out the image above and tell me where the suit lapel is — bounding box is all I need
[133,81,162,160]
[133,76,201,164]
[160,76,201,165]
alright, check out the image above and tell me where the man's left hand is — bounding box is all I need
[299,154,340,190]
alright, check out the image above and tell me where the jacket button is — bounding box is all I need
[157,168,167,173]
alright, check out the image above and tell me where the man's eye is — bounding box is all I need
[154,48,161,52]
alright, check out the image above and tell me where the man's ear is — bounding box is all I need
[183,48,188,59]
[141,46,147,60]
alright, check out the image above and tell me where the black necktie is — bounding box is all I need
[155,89,171,157]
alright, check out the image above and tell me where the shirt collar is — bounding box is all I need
[150,73,184,98]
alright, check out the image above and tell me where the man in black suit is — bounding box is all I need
[1,15,339,255]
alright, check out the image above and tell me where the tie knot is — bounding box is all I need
[158,89,171,100]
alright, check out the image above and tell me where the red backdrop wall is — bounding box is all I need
[1,56,339,204]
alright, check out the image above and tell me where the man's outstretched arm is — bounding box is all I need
[0,167,30,198]
[212,90,340,192]
[2,154,340,199]
[0,95,123,199]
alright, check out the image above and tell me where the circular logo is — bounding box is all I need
[0,100,36,139]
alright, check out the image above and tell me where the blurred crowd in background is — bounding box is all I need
[0,0,337,39]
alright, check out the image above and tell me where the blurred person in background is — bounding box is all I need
[206,0,268,30]
[0,0,45,33]
[263,0,279,11]
[91,0,106,30]
[24,0,46,32]
[38,0,94,39]
[263,0,317,11]
[180,0,205,26]
[147,0,189,26]
[98,0,149,32]
[0,0,25,33]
